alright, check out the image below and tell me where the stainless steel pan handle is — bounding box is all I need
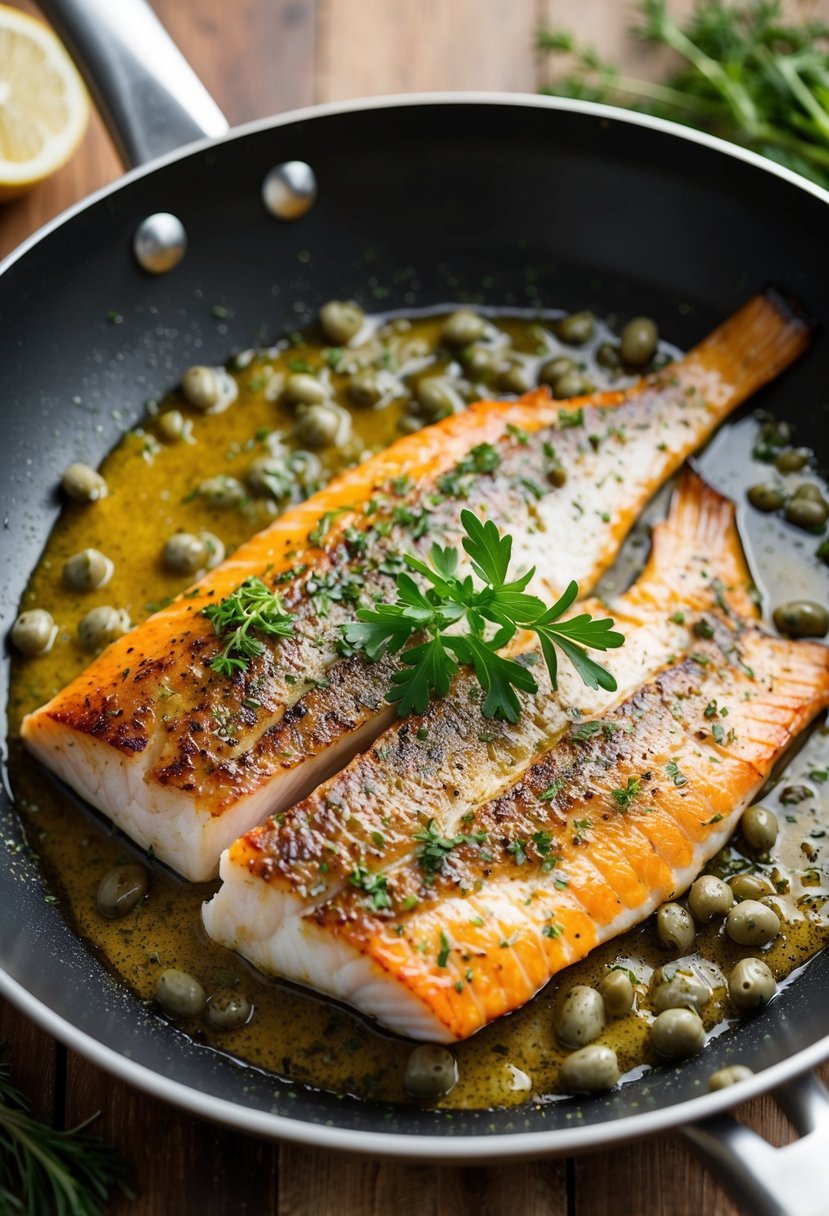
[683,1070,829,1216]
[37,0,228,167]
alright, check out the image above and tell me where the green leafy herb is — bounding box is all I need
[203,577,294,676]
[413,818,488,881]
[0,1051,131,1216]
[611,776,642,810]
[342,510,624,720]
[665,760,688,787]
[538,0,829,189]
[437,931,451,967]
[507,838,528,865]
[539,778,566,802]
[349,865,392,910]
[542,923,565,938]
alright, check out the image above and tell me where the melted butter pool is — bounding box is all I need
[7,307,829,1111]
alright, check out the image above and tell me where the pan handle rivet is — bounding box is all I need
[133,213,188,274]
[262,161,317,221]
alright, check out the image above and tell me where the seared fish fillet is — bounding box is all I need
[23,291,809,880]
[204,468,771,1031]
[206,615,829,1041]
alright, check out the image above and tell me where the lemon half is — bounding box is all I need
[0,4,89,199]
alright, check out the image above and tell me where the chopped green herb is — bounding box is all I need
[203,578,294,676]
[665,760,688,788]
[437,931,451,968]
[611,776,642,810]
[542,923,564,938]
[349,865,391,911]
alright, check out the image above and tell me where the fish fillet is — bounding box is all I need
[203,467,782,1032]
[22,290,810,880]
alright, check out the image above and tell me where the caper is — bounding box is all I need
[442,309,486,346]
[595,341,621,370]
[775,447,811,474]
[283,372,326,408]
[620,317,659,367]
[497,362,534,395]
[157,410,188,443]
[773,600,829,638]
[205,990,253,1030]
[728,957,777,1011]
[11,609,57,657]
[63,548,114,592]
[780,783,813,805]
[784,497,828,531]
[650,1008,706,1059]
[181,365,221,411]
[791,481,824,503]
[538,356,574,387]
[559,1045,620,1093]
[347,370,383,409]
[247,455,291,500]
[404,1044,458,1099]
[729,873,774,902]
[197,475,245,508]
[162,533,209,576]
[415,377,462,421]
[554,310,595,345]
[319,300,364,345]
[725,899,780,947]
[651,968,710,1015]
[598,970,634,1017]
[688,874,734,923]
[459,344,499,379]
[552,370,594,399]
[555,985,606,1048]
[709,1064,754,1091]
[746,483,784,513]
[154,968,205,1018]
[398,414,423,434]
[295,402,348,448]
[741,804,778,854]
[656,902,696,954]
[77,605,130,651]
[200,532,225,570]
[96,864,149,919]
[61,462,108,504]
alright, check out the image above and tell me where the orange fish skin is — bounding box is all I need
[298,622,829,1041]
[22,290,810,880]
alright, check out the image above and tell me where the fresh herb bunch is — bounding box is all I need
[203,576,294,676]
[342,509,624,720]
[0,1053,131,1216]
[539,0,829,188]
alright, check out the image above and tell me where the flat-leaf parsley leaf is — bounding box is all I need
[203,576,294,676]
[342,509,624,719]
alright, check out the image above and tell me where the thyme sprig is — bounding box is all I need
[0,1053,131,1216]
[342,510,624,720]
[539,0,829,188]
[203,576,294,676]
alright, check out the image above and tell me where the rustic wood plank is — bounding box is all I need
[315,0,538,101]
[62,1049,278,1215]
[278,1148,567,1216]
[0,997,57,1121]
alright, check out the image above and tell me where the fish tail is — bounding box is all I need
[683,287,813,417]
[634,465,758,621]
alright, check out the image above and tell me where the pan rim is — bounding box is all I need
[2,89,829,1157]
[2,90,829,283]
[1,964,827,1158]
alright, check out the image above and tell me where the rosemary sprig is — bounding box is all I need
[342,510,624,720]
[203,576,294,676]
[0,1052,132,1216]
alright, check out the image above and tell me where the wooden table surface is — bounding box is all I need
[3,1,829,1212]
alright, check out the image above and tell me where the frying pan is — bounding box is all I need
[1,2,828,1211]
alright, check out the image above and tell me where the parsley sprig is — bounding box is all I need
[203,576,294,676]
[342,510,624,720]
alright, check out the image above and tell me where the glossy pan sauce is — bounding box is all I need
[7,308,829,1109]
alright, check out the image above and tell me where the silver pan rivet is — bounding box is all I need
[133,212,187,274]
[262,161,317,221]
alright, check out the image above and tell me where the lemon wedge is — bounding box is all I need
[0,4,89,199]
